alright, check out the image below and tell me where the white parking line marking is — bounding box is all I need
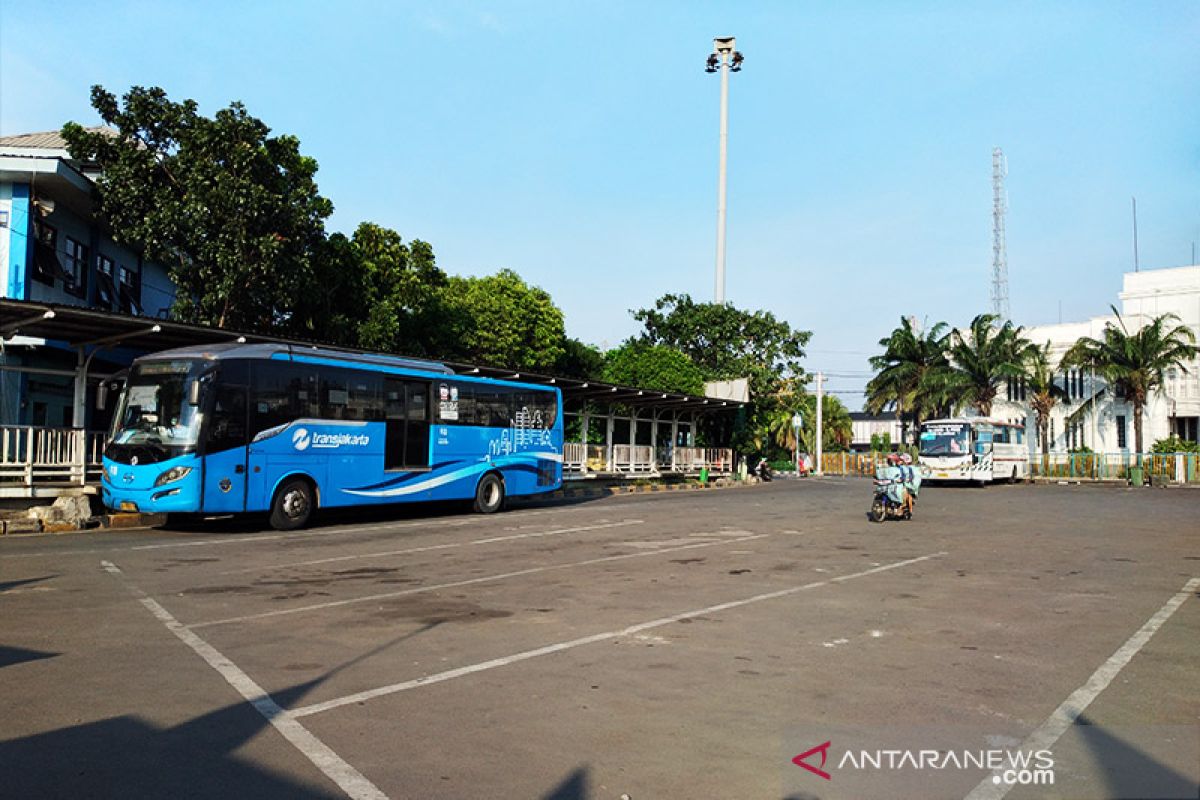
[289,551,947,718]
[218,518,644,576]
[101,560,386,800]
[963,575,1200,800]
[190,528,757,629]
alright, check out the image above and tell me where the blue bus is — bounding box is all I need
[100,343,563,529]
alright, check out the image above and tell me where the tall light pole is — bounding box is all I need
[706,36,743,304]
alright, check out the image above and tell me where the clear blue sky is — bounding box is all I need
[3,2,1198,406]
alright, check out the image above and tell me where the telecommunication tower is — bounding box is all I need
[991,147,1010,320]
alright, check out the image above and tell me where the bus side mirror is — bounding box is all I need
[188,380,202,407]
[96,382,109,411]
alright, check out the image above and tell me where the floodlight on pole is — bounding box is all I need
[706,36,743,304]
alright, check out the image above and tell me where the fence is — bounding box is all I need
[814,450,1200,484]
[0,426,106,492]
[564,443,734,477]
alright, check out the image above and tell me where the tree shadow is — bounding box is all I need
[0,624,440,798]
[1072,713,1198,799]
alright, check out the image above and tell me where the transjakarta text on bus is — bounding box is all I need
[101,344,563,529]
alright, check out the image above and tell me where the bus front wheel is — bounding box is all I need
[271,478,314,530]
[474,473,505,514]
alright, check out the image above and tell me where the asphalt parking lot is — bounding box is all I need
[1,480,1197,800]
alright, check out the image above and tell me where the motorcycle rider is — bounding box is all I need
[875,453,908,509]
[898,452,920,515]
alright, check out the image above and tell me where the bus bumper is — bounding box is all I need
[101,480,203,514]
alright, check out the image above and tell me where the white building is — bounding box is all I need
[993,265,1200,453]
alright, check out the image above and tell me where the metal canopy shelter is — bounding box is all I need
[1,299,746,485]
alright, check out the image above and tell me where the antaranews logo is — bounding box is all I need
[793,741,832,780]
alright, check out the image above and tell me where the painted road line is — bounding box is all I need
[217,518,645,576]
[190,527,756,629]
[289,551,947,718]
[963,575,1200,800]
[100,560,387,800]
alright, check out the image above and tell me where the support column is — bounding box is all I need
[72,346,87,429]
[629,409,638,472]
[650,410,659,475]
[580,409,590,475]
[605,409,615,472]
[670,412,679,471]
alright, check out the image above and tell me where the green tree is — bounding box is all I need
[1062,309,1197,454]
[348,223,446,355]
[865,317,952,444]
[62,85,332,331]
[1024,341,1067,468]
[945,314,1033,416]
[763,384,852,456]
[601,342,706,395]
[631,294,810,399]
[555,338,605,381]
[439,269,566,371]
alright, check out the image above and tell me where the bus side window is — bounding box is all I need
[321,369,350,420]
[208,361,249,454]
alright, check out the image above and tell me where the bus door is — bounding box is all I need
[384,379,430,471]
[203,363,250,512]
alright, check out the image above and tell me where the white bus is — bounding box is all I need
[918,418,1028,484]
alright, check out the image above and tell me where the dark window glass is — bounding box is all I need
[96,255,117,308]
[207,375,248,454]
[251,362,318,438]
[32,222,60,285]
[320,368,350,420]
[1116,415,1127,449]
[63,237,88,298]
[405,382,429,466]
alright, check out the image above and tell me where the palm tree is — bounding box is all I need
[1062,308,1197,454]
[865,317,953,443]
[1024,341,1066,468]
[945,314,1033,416]
[765,390,852,456]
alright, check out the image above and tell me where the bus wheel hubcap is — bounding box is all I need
[284,490,307,517]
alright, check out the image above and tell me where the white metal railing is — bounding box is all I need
[563,443,735,477]
[0,425,106,488]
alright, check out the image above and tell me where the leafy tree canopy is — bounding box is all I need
[601,342,706,395]
[631,294,811,399]
[439,269,566,372]
[63,85,332,332]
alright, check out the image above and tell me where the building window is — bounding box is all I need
[117,265,142,315]
[31,222,61,286]
[1116,415,1127,449]
[95,255,117,308]
[63,237,88,298]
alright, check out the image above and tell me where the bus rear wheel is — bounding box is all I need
[271,478,314,530]
[474,473,505,514]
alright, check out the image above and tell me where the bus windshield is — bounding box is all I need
[919,423,970,456]
[108,360,208,460]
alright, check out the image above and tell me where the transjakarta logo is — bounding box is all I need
[793,741,1054,786]
[291,427,369,451]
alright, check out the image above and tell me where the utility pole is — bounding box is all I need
[815,372,824,476]
[705,37,743,304]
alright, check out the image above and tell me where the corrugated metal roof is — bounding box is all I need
[0,127,115,150]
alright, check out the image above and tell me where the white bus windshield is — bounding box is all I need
[920,423,970,456]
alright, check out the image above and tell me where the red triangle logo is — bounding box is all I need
[792,740,832,780]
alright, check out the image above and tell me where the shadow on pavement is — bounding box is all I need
[542,766,589,799]
[0,574,58,592]
[1074,713,1198,799]
[0,644,59,669]
[157,491,611,535]
[0,622,443,797]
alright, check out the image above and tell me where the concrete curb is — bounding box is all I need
[554,480,753,500]
[0,512,167,536]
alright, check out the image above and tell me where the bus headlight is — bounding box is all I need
[154,466,193,487]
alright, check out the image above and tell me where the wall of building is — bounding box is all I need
[994,265,1200,453]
